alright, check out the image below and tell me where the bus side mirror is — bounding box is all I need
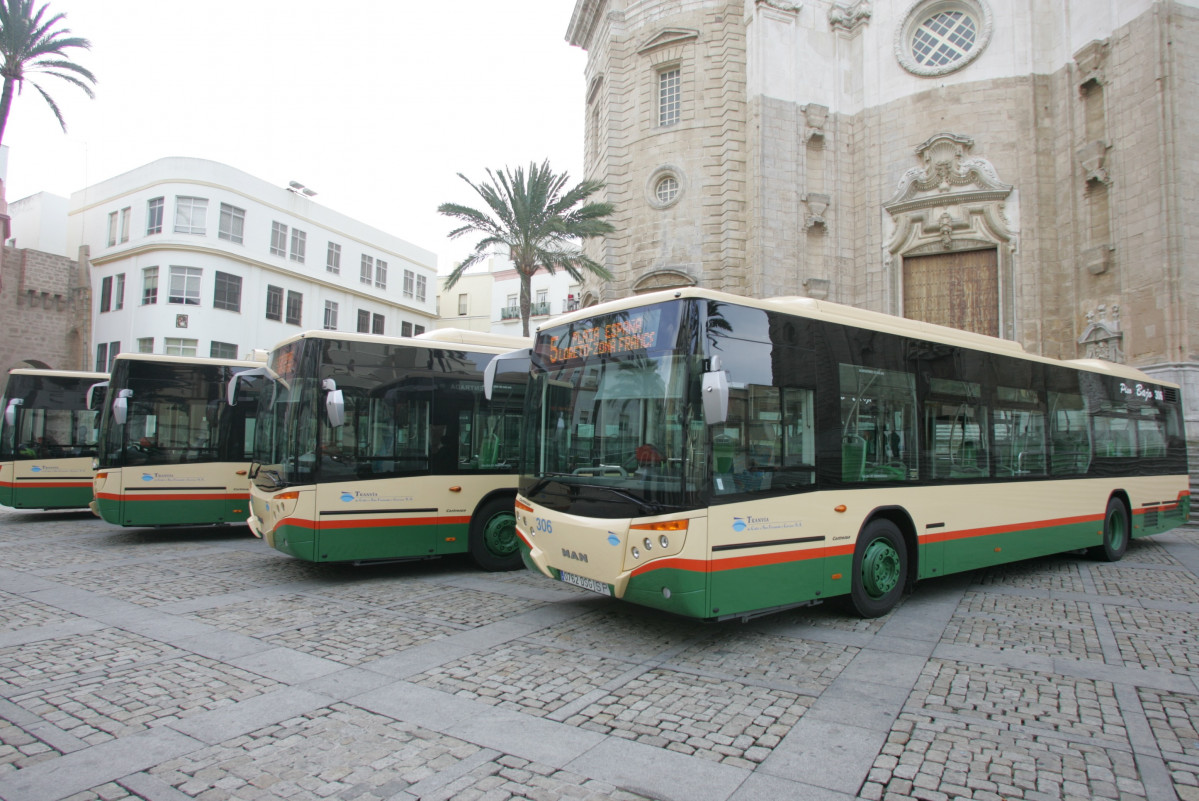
[322,379,345,427]
[86,381,108,411]
[702,370,729,424]
[112,389,133,426]
[484,347,531,400]
[4,398,21,427]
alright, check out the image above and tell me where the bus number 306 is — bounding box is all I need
[535,518,553,533]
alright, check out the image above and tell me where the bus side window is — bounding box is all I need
[992,387,1047,477]
[1048,392,1090,475]
[840,364,917,483]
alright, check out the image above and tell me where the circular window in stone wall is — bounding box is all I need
[895,0,992,77]
[647,166,686,210]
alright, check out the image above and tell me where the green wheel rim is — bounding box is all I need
[482,512,518,557]
[1107,508,1127,551]
[861,537,901,599]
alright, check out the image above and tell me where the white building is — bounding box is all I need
[65,157,437,368]
[437,250,583,337]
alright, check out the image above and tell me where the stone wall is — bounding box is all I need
[0,245,91,376]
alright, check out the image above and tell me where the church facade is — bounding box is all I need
[566,0,1198,447]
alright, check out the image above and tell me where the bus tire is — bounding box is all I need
[469,496,521,571]
[848,519,907,618]
[1090,497,1129,562]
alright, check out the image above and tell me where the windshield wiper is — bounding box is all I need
[257,469,289,490]
[602,486,671,516]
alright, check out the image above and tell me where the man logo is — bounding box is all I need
[562,549,589,563]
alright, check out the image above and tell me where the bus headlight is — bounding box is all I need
[643,537,653,551]
[631,547,641,560]
[659,535,669,549]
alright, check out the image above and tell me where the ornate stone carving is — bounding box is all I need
[802,103,827,142]
[1078,304,1123,363]
[1077,140,1111,185]
[884,133,1013,214]
[637,28,699,56]
[803,193,830,230]
[1083,244,1114,275]
[803,277,830,299]
[829,0,871,34]
[1074,38,1110,93]
[756,0,802,13]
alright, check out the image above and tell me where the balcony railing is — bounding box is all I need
[501,302,552,320]
[500,306,520,320]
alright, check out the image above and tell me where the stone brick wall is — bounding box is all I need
[0,245,91,375]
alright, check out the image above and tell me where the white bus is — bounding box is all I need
[239,329,530,569]
[0,369,107,510]
[93,353,264,527]
[497,288,1190,619]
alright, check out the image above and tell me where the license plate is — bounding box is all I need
[558,570,612,596]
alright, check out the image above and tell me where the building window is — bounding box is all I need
[100,276,113,312]
[372,313,384,335]
[326,242,341,274]
[266,285,283,321]
[107,212,118,246]
[167,266,202,305]
[218,203,245,244]
[360,255,374,284]
[285,290,303,325]
[174,196,207,235]
[270,222,288,256]
[401,321,413,338]
[656,175,679,204]
[290,228,307,263]
[458,294,468,315]
[146,197,164,235]
[95,342,107,372]
[210,341,238,359]
[896,0,991,77]
[142,267,159,305]
[114,273,125,310]
[323,300,338,330]
[164,338,198,357]
[120,207,130,243]
[658,67,681,127]
[137,337,154,354]
[415,275,427,303]
[375,259,387,289]
[414,324,425,336]
[356,309,370,333]
[402,268,414,297]
[213,271,242,312]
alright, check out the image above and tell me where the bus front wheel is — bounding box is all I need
[469,496,522,571]
[848,519,908,618]
[1090,497,1129,562]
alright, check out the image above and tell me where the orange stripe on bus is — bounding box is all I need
[96,492,248,502]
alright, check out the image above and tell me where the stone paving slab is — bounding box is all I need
[1,508,1199,800]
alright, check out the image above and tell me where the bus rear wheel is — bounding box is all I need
[848,519,907,618]
[1090,497,1129,562]
[469,496,522,571]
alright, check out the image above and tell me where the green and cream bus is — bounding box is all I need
[0,369,107,510]
[497,288,1190,620]
[92,353,264,527]
[237,328,530,569]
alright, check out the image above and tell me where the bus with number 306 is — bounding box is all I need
[493,288,1190,620]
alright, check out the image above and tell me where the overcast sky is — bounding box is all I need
[1,0,588,272]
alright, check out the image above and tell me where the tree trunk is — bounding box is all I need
[0,77,16,151]
[519,270,532,338]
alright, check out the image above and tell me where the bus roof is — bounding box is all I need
[6,368,108,380]
[110,353,265,369]
[535,287,1175,387]
[269,328,531,355]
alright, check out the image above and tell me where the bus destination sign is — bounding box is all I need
[545,311,659,364]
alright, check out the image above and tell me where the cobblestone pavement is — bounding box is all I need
[1,509,1197,801]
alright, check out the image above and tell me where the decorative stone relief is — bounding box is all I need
[637,28,699,56]
[1074,38,1110,93]
[756,0,802,13]
[803,277,830,299]
[633,269,696,294]
[1083,244,1114,275]
[802,103,827,143]
[1077,140,1111,185]
[1078,304,1123,362]
[803,193,830,230]
[829,0,871,34]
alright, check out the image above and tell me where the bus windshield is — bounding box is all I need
[252,336,524,491]
[522,301,707,516]
[100,359,258,468]
[0,372,103,461]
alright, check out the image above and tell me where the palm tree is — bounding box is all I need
[0,0,96,150]
[438,160,615,337]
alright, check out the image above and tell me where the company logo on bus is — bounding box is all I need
[340,492,355,502]
[607,532,620,546]
[733,515,802,533]
[142,473,155,482]
[30,465,42,472]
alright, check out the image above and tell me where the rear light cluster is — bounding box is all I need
[628,519,687,561]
